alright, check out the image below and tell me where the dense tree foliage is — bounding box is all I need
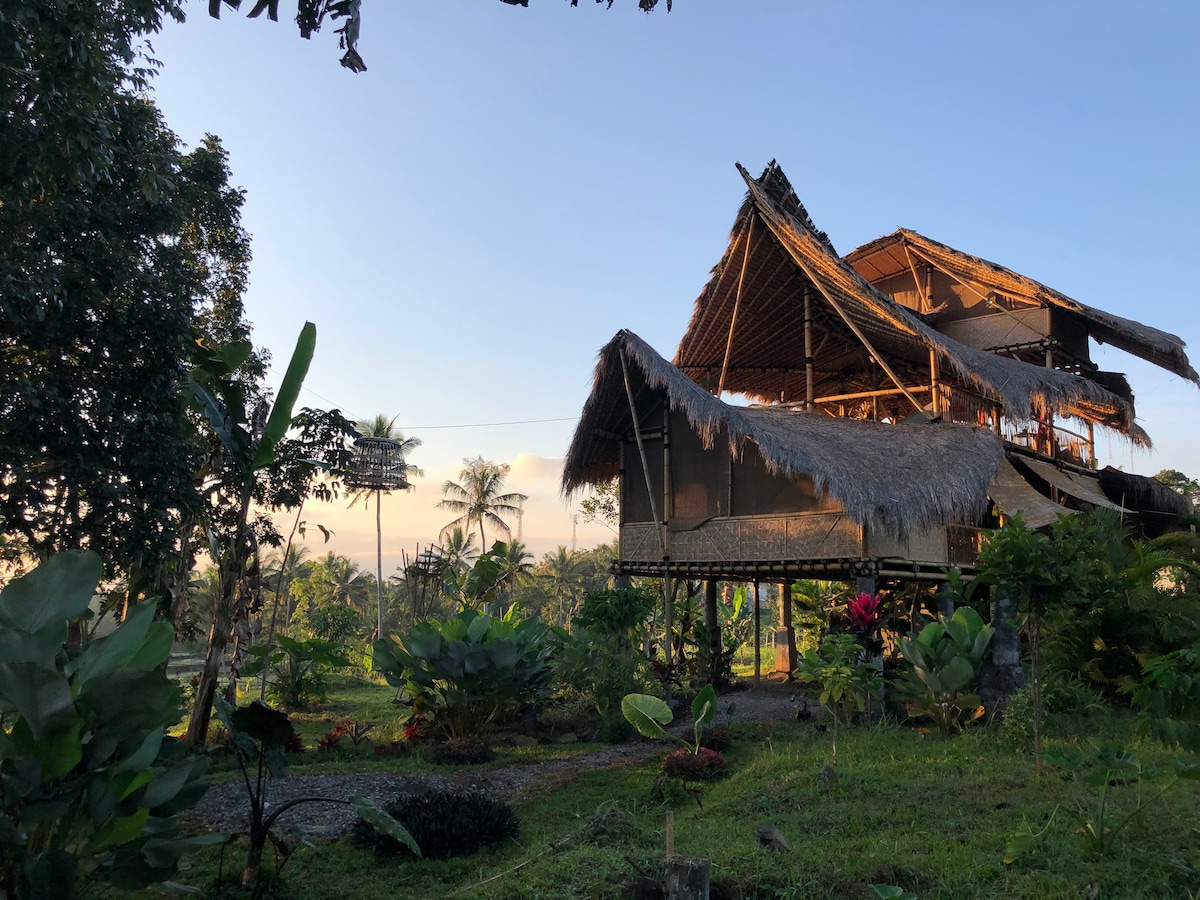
[0,95,253,583]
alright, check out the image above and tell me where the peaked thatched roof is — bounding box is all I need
[847,229,1199,386]
[674,162,1144,440]
[563,330,1005,537]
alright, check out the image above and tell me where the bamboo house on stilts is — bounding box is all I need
[562,161,1197,682]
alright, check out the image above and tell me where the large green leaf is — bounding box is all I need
[937,657,976,693]
[404,622,442,659]
[351,795,420,857]
[69,603,173,685]
[486,639,518,669]
[621,693,672,738]
[252,321,316,469]
[466,612,492,645]
[0,663,76,741]
[229,700,294,748]
[187,376,248,461]
[691,684,717,726]
[0,550,101,636]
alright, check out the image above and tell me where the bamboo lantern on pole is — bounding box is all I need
[344,437,410,638]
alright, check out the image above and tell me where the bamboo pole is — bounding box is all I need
[902,244,930,314]
[733,166,926,417]
[804,286,815,409]
[790,257,927,416]
[929,348,941,417]
[718,218,756,397]
[619,350,663,554]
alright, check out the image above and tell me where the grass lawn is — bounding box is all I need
[163,682,1200,899]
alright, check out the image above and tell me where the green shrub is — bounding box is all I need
[998,686,1035,752]
[794,633,881,724]
[373,608,555,739]
[895,606,994,735]
[353,790,519,859]
[540,698,603,738]
[243,635,352,709]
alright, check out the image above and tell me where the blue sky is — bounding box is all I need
[147,1,1200,566]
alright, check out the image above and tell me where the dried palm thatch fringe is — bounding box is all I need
[674,161,1169,441]
[1097,467,1194,520]
[563,330,1003,539]
[849,229,1200,386]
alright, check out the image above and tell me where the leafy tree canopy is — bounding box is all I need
[207,0,672,72]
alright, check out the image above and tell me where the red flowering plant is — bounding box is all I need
[846,592,884,656]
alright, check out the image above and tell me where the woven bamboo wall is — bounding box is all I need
[620,512,862,564]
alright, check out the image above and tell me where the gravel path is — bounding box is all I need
[184,679,804,838]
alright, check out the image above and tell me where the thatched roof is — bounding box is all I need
[563,330,1005,538]
[1097,466,1194,522]
[847,229,1199,386]
[674,162,1143,440]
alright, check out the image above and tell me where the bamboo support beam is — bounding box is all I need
[930,348,942,417]
[790,258,928,417]
[902,243,929,314]
[804,286,815,410]
[619,350,663,557]
[718,218,756,397]
[807,385,932,405]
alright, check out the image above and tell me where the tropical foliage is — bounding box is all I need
[0,552,217,897]
[373,608,556,739]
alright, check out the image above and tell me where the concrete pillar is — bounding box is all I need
[775,578,797,676]
[977,584,1027,716]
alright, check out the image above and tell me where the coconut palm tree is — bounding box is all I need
[542,545,585,626]
[495,540,534,614]
[440,526,479,577]
[438,457,528,549]
[348,414,422,638]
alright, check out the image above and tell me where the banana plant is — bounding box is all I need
[185,323,321,745]
[897,606,994,735]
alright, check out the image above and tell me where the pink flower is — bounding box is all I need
[847,592,881,633]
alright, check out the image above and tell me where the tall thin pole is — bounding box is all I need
[375,489,384,638]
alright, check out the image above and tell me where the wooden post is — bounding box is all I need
[929,348,941,418]
[663,407,673,697]
[664,856,711,900]
[1044,346,1055,457]
[776,578,796,676]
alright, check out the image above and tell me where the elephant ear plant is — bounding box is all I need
[621,683,718,753]
[213,697,418,888]
[897,606,994,735]
[621,686,728,790]
[0,551,221,898]
[372,607,555,740]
